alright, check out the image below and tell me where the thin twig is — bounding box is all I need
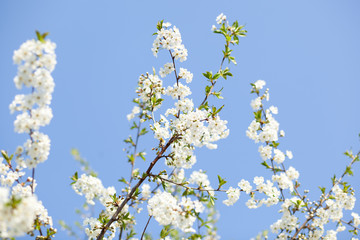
[129,117,142,187]
[31,168,35,194]
[199,42,228,107]
[140,216,152,240]
[118,226,123,240]
[340,219,360,231]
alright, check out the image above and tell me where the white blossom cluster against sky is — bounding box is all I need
[0,1,360,239]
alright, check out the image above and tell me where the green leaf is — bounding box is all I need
[70,172,78,185]
[36,31,42,41]
[214,105,225,115]
[127,154,135,164]
[220,68,232,80]
[261,161,270,169]
[232,35,239,45]
[1,150,11,163]
[199,101,209,111]
[254,110,262,122]
[160,225,172,238]
[140,128,148,136]
[35,30,49,43]
[331,174,336,185]
[213,91,223,99]
[202,71,213,80]
[228,56,237,65]
[225,35,231,42]
[205,85,211,95]
[212,72,221,80]
[139,152,146,161]
[269,141,279,148]
[344,150,352,157]
[209,195,216,206]
[161,181,166,190]
[131,121,138,130]
[156,20,164,31]
[118,177,128,184]
[217,175,227,189]
[124,136,135,146]
[345,166,354,176]
[155,98,164,106]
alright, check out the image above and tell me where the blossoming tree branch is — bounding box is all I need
[1,14,359,240]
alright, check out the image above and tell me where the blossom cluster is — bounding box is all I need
[0,35,56,238]
[72,173,130,240]
[152,22,188,62]
[138,20,230,171]
[0,187,38,238]
[155,24,228,169]
[302,184,357,239]
[136,73,165,111]
[10,37,56,168]
[0,157,53,238]
[189,169,212,189]
[242,80,360,239]
[147,191,204,233]
[165,109,229,168]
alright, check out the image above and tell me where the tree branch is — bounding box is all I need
[96,135,178,240]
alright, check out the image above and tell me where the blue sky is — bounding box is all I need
[0,1,360,239]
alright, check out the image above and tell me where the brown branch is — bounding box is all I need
[96,135,178,240]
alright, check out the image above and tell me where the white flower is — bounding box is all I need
[272,173,293,191]
[246,198,258,209]
[258,145,272,160]
[141,184,151,199]
[166,83,191,99]
[250,97,262,110]
[159,62,174,78]
[269,106,278,114]
[286,150,293,159]
[223,187,240,206]
[189,170,211,188]
[178,68,193,83]
[286,166,299,180]
[352,212,360,227]
[273,149,285,164]
[238,179,252,194]
[152,24,188,61]
[254,80,266,89]
[126,106,140,121]
[279,130,285,137]
[253,176,264,185]
[324,230,337,240]
[336,225,346,232]
[72,174,105,205]
[216,13,227,25]
[148,191,197,233]
[0,187,44,238]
